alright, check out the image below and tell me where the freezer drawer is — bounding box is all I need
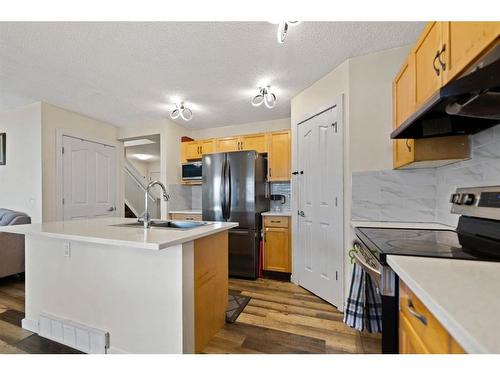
[228,228,259,279]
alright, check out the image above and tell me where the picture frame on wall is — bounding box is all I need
[0,133,5,165]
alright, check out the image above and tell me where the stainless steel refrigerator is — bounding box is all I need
[202,150,269,279]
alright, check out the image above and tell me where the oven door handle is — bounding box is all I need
[352,249,382,284]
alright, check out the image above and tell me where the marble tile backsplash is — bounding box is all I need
[352,124,500,227]
[167,184,194,211]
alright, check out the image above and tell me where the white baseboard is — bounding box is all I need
[21,318,39,333]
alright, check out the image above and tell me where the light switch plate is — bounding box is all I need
[63,242,71,257]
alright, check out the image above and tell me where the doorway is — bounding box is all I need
[295,102,344,308]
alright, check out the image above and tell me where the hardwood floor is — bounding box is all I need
[0,275,381,354]
[203,278,382,354]
[0,275,82,354]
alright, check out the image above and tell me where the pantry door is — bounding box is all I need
[62,135,117,220]
[296,103,344,308]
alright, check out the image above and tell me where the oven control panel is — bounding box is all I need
[451,186,500,220]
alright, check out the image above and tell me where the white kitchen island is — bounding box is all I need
[0,217,238,354]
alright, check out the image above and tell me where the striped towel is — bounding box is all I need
[343,263,382,333]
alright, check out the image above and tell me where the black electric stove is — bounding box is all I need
[352,185,500,354]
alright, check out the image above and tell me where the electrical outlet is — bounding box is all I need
[63,242,71,257]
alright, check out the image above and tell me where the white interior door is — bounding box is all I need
[296,104,343,307]
[63,135,117,220]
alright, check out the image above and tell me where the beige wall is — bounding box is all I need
[290,46,410,305]
[349,46,410,172]
[41,103,122,222]
[190,118,290,139]
[0,103,43,223]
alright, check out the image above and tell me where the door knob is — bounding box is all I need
[298,210,305,217]
[107,206,115,212]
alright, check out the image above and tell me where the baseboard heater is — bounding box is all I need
[38,313,109,354]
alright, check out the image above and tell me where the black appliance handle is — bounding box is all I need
[220,159,227,220]
[225,158,232,220]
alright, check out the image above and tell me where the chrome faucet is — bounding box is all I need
[144,181,170,229]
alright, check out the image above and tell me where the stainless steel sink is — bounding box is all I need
[112,220,211,230]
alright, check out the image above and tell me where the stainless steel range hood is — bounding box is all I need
[391,48,500,139]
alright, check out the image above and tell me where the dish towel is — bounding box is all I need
[343,263,383,333]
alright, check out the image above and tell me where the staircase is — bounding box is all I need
[124,159,161,219]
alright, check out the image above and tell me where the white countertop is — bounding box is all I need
[351,220,454,230]
[169,210,202,215]
[387,255,500,354]
[0,217,238,251]
[262,210,292,217]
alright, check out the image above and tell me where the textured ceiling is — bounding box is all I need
[0,22,425,128]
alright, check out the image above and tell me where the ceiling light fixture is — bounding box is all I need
[133,154,153,161]
[170,102,193,121]
[277,21,300,44]
[251,86,277,109]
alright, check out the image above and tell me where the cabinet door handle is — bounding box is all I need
[407,299,428,325]
[433,50,441,76]
[405,139,412,152]
[269,167,272,177]
[437,44,446,71]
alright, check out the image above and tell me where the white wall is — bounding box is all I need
[290,46,410,306]
[349,46,410,172]
[41,103,123,222]
[0,103,43,223]
[191,118,290,139]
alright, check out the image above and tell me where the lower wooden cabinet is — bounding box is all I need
[169,212,202,221]
[399,280,466,354]
[263,216,291,273]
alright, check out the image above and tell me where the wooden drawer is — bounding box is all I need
[170,213,202,221]
[399,280,465,354]
[263,216,289,228]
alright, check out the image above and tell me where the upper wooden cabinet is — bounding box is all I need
[414,22,445,107]
[180,130,291,181]
[268,130,291,181]
[241,133,268,153]
[182,139,215,161]
[392,21,499,169]
[442,22,500,83]
[215,136,240,152]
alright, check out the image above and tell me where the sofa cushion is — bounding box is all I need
[0,209,31,226]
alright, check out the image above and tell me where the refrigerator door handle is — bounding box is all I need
[226,158,232,219]
[220,159,227,220]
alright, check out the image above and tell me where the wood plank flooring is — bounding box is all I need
[0,275,381,354]
[0,275,83,354]
[203,278,381,354]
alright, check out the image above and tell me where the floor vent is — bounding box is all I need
[39,313,109,354]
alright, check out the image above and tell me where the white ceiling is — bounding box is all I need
[0,22,425,129]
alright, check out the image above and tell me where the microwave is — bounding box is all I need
[182,161,202,180]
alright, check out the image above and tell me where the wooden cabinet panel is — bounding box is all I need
[216,136,240,152]
[414,22,444,107]
[183,141,201,161]
[263,227,290,273]
[200,139,215,155]
[399,280,467,354]
[399,313,430,354]
[242,133,267,153]
[170,213,202,221]
[442,22,500,83]
[194,231,228,353]
[393,56,415,127]
[268,130,291,181]
[393,139,415,169]
[263,216,289,228]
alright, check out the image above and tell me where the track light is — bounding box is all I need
[170,102,193,121]
[277,21,300,44]
[251,86,277,109]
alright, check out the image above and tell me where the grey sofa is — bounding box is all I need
[0,209,31,278]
